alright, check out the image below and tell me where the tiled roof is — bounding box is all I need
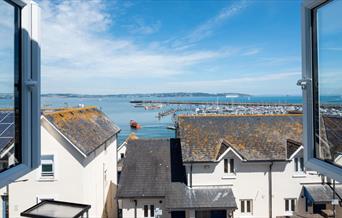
[118,139,172,198]
[286,139,302,159]
[117,138,186,198]
[166,183,237,209]
[43,107,120,155]
[177,114,303,162]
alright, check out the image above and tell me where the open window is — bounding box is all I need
[301,0,342,181]
[0,0,41,188]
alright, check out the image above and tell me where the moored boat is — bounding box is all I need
[130,120,141,129]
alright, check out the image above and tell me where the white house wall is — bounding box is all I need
[121,198,168,218]
[4,125,118,218]
[187,149,322,218]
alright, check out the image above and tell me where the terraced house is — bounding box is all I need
[0,107,120,218]
[117,114,342,218]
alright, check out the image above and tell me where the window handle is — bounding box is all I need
[25,79,38,90]
[297,79,311,90]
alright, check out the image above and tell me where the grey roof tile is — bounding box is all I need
[166,183,237,209]
[43,107,120,155]
[177,114,303,162]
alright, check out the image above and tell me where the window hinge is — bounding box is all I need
[25,80,38,90]
[297,79,311,90]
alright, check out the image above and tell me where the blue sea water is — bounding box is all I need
[1,95,342,144]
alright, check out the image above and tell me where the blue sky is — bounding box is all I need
[1,0,305,95]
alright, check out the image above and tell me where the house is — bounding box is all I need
[117,138,237,218]
[0,106,120,218]
[118,114,341,218]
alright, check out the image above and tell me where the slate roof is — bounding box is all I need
[117,139,173,198]
[43,107,120,155]
[166,183,237,209]
[304,184,342,204]
[177,114,303,162]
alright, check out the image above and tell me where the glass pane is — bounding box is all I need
[0,0,20,172]
[240,201,245,213]
[314,0,342,168]
[285,200,289,211]
[42,164,53,173]
[246,200,251,213]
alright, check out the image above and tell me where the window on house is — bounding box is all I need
[120,153,124,159]
[150,205,154,217]
[285,199,296,212]
[144,205,148,217]
[0,0,41,188]
[240,200,252,214]
[294,157,304,172]
[41,155,54,178]
[224,158,235,174]
[302,0,342,181]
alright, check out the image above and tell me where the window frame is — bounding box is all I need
[224,158,235,174]
[240,199,253,214]
[301,0,342,182]
[285,198,296,212]
[0,0,41,188]
[40,155,54,179]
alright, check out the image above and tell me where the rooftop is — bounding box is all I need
[177,114,303,162]
[43,106,120,155]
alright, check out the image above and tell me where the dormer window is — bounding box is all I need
[294,157,304,172]
[224,158,235,174]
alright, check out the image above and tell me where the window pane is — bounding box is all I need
[224,159,228,173]
[230,159,234,173]
[241,200,245,213]
[285,199,289,211]
[42,164,53,172]
[291,199,295,211]
[314,0,342,168]
[294,158,298,172]
[300,157,304,171]
[246,200,251,213]
[144,205,148,217]
[150,205,154,217]
[0,0,21,173]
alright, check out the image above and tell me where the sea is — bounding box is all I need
[2,95,342,145]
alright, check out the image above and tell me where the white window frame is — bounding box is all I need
[224,158,235,174]
[40,155,54,179]
[240,199,253,215]
[285,198,296,213]
[294,157,304,173]
[301,0,342,182]
[0,0,41,188]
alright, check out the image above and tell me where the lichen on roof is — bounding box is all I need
[177,114,303,162]
[43,106,120,155]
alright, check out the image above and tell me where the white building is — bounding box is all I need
[0,106,120,218]
[118,114,341,218]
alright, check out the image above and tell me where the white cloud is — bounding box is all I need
[172,1,249,49]
[242,48,260,56]
[124,17,161,35]
[39,0,234,83]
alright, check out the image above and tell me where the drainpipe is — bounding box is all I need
[268,162,274,218]
[134,200,137,218]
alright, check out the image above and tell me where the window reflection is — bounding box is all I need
[0,0,20,172]
[314,0,342,167]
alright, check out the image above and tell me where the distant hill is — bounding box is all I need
[41,92,252,98]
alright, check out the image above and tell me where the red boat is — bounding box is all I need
[130,120,141,129]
